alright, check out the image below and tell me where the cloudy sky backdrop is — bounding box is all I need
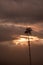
[0,0,43,65]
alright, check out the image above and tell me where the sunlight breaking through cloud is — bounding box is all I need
[12,35,40,45]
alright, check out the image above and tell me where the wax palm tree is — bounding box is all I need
[25,27,32,65]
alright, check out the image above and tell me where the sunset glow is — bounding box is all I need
[12,35,40,45]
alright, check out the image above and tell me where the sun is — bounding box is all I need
[12,35,39,45]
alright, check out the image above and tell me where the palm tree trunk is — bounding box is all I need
[28,37,31,65]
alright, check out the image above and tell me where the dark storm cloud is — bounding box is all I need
[0,0,43,22]
[0,23,25,42]
[0,22,43,42]
[0,0,43,42]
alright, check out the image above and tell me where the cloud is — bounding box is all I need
[0,22,43,42]
[0,0,43,42]
[0,0,43,26]
[0,0,43,20]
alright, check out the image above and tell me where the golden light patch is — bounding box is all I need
[12,35,40,45]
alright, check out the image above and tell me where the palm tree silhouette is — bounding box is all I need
[25,27,32,65]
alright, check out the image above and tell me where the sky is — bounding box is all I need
[0,0,43,65]
[0,0,43,42]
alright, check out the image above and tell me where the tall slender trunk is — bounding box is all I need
[28,37,31,65]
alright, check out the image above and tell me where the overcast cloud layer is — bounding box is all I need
[0,0,43,20]
[0,0,43,42]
